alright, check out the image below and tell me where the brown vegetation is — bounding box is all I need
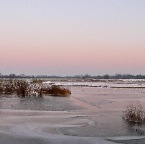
[122,102,145,124]
[31,79,45,84]
[47,85,71,97]
[0,79,71,97]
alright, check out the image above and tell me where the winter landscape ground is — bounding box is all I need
[0,79,145,144]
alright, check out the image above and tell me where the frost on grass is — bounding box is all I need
[0,79,71,97]
[122,102,145,124]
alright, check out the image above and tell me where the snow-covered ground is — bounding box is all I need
[0,83,145,144]
[54,79,145,88]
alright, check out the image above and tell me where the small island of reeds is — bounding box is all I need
[0,79,71,97]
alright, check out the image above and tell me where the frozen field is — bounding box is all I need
[0,80,145,144]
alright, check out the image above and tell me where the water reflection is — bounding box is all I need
[123,121,145,136]
[0,95,81,111]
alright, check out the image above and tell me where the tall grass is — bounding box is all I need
[122,102,145,124]
[47,85,71,97]
[31,79,44,84]
[0,79,71,97]
[15,80,29,97]
[0,86,3,94]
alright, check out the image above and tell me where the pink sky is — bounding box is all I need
[0,0,145,75]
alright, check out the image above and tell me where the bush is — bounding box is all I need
[4,85,14,94]
[0,79,71,97]
[15,80,29,97]
[0,86,3,94]
[47,85,71,97]
[31,79,44,84]
[122,102,145,124]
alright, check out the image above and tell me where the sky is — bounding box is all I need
[0,0,145,76]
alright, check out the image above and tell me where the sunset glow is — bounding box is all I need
[0,0,145,75]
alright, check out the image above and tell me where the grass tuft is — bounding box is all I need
[31,79,44,84]
[122,102,145,124]
[0,79,71,97]
[47,85,71,97]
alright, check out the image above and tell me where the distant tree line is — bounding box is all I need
[0,73,145,79]
[75,74,145,79]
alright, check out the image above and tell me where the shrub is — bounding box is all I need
[15,80,29,97]
[0,79,71,97]
[0,86,3,94]
[122,102,145,124]
[31,79,44,84]
[47,85,71,97]
[4,85,14,94]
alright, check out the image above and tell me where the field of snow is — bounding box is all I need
[0,80,145,144]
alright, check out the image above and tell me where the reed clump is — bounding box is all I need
[122,102,145,124]
[47,85,71,97]
[31,79,44,84]
[0,79,71,97]
[15,80,29,97]
[0,86,3,94]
